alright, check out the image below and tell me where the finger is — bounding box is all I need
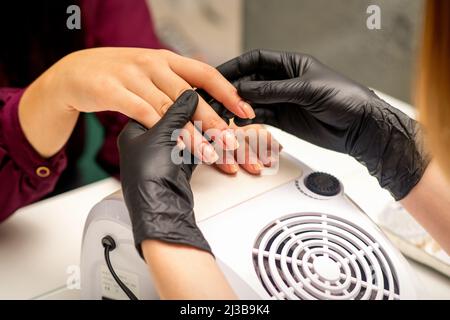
[112,89,161,149]
[196,89,234,124]
[241,124,282,167]
[232,127,263,175]
[214,150,239,175]
[109,88,162,129]
[170,120,218,164]
[152,90,198,135]
[150,68,239,151]
[164,52,255,119]
[146,90,198,152]
[112,87,184,149]
[195,72,263,124]
[124,75,216,161]
[123,71,174,116]
[117,120,147,147]
[235,139,263,175]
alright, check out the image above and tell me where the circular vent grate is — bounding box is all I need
[252,213,400,300]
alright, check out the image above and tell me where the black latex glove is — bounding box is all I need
[118,90,211,257]
[215,49,429,200]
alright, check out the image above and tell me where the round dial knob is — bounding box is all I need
[304,172,341,196]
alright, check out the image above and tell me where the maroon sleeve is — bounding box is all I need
[0,88,67,221]
[94,111,128,179]
[81,0,166,177]
[81,0,166,48]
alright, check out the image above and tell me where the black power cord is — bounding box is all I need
[102,235,138,300]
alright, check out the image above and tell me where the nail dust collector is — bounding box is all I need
[80,153,421,300]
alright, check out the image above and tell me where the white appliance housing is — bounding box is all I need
[80,154,420,300]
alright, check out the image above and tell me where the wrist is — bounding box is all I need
[124,188,212,259]
[19,75,79,158]
[352,97,430,200]
[132,210,212,259]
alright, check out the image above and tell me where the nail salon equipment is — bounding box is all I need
[80,151,421,300]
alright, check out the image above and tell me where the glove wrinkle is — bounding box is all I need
[217,50,430,201]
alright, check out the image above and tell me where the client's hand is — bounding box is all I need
[214,123,282,175]
[118,90,211,256]
[21,47,254,164]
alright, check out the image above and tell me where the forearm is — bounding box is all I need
[18,74,79,158]
[141,239,237,300]
[400,161,450,254]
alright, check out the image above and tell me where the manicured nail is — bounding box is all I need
[238,101,256,119]
[227,163,239,174]
[221,130,239,150]
[259,155,273,166]
[201,143,219,164]
[251,161,263,172]
[261,155,279,167]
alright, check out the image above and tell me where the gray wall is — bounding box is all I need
[244,0,423,103]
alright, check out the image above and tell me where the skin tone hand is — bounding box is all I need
[215,123,282,175]
[18,47,256,166]
[142,240,236,299]
[400,161,450,254]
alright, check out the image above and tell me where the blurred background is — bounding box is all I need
[150,0,423,103]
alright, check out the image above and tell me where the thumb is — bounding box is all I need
[237,78,311,105]
[117,120,147,150]
[153,89,198,134]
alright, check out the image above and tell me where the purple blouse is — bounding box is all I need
[0,0,164,221]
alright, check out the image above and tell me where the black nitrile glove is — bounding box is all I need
[118,90,211,257]
[215,49,430,200]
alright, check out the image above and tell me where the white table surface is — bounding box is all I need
[0,92,449,300]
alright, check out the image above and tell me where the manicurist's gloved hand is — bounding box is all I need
[118,90,211,257]
[216,49,430,200]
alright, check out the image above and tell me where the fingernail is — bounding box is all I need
[227,163,239,174]
[201,143,219,164]
[260,155,272,166]
[269,155,279,164]
[238,101,256,119]
[251,161,263,172]
[221,130,239,150]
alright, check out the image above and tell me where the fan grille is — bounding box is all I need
[252,213,400,300]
